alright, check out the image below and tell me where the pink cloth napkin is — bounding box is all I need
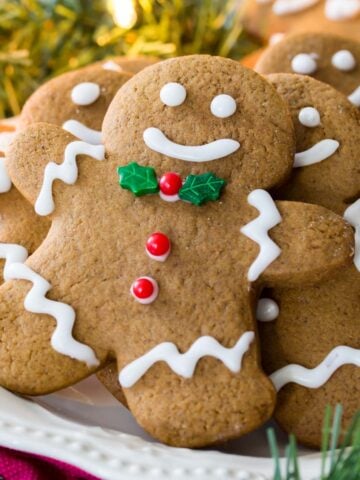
[0,447,99,480]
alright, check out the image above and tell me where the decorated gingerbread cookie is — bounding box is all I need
[20,65,133,143]
[259,73,360,447]
[2,56,354,447]
[255,32,360,108]
[243,0,360,43]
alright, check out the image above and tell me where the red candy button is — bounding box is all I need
[146,232,171,261]
[131,277,159,304]
[159,172,182,201]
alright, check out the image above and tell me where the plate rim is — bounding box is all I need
[0,386,325,480]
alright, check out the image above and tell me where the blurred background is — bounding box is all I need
[0,0,259,117]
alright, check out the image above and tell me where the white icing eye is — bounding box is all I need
[291,53,318,75]
[71,82,100,106]
[298,107,321,127]
[160,82,186,107]
[331,50,356,71]
[210,94,237,118]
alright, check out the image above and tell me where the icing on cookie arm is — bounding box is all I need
[0,243,99,368]
[119,332,255,388]
[35,141,105,216]
[240,189,282,282]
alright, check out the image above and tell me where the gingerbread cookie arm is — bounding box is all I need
[255,200,354,287]
[6,123,105,215]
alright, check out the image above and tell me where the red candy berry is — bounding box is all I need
[159,172,182,196]
[131,277,158,304]
[146,232,171,261]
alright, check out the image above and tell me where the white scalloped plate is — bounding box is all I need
[0,376,325,480]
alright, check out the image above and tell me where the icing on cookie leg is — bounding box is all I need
[271,345,360,390]
[241,189,282,282]
[119,332,255,388]
[35,141,105,216]
[0,243,99,367]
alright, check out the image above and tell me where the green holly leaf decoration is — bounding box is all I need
[179,172,226,206]
[118,162,159,197]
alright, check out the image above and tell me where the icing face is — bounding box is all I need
[331,50,357,71]
[143,85,240,162]
[71,82,100,106]
[287,46,360,107]
[143,127,240,162]
[291,53,318,74]
[160,82,187,107]
[294,105,339,168]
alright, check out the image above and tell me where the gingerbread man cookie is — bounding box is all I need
[243,0,360,44]
[256,32,360,108]
[2,56,354,448]
[259,73,360,447]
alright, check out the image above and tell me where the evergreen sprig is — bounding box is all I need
[268,406,360,480]
[0,0,259,117]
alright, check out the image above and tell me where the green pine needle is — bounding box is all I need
[268,406,360,480]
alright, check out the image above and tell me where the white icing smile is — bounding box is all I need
[348,86,360,107]
[143,127,240,162]
[294,139,339,168]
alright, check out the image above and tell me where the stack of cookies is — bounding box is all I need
[0,35,358,449]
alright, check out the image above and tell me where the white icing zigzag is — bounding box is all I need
[344,198,360,271]
[0,243,99,368]
[35,140,105,216]
[241,189,282,282]
[271,345,360,391]
[119,331,255,388]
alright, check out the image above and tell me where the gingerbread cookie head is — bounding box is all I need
[104,55,296,192]
[20,66,133,144]
[265,73,360,213]
[256,32,360,108]
[3,55,354,447]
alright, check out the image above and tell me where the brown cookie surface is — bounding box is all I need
[3,56,354,447]
[256,32,360,108]
[260,73,360,447]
